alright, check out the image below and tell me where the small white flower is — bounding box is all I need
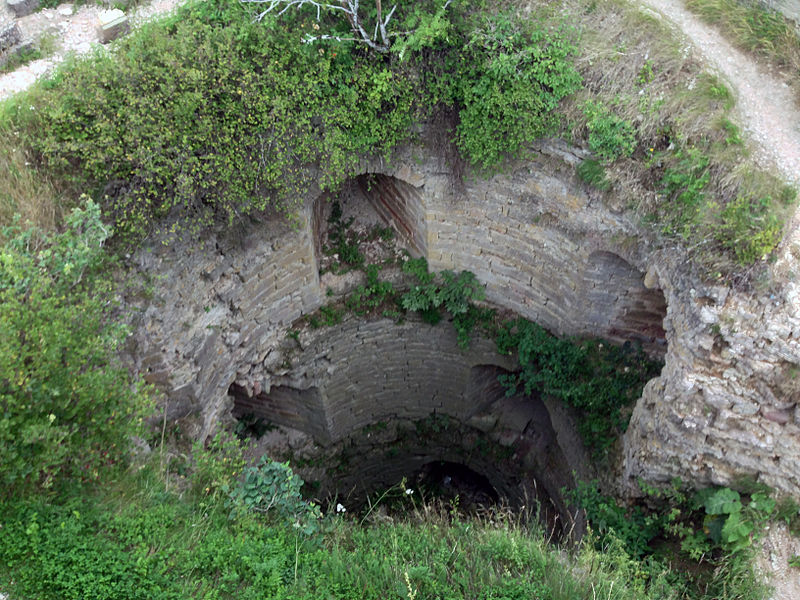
[405,488,414,496]
[336,503,346,513]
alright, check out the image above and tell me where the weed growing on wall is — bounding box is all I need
[583,100,637,161]
[324,201,365,273]
[401,257,488,345]
[570,479,777,599]
[496,318,662,456]
[346,264,395,315]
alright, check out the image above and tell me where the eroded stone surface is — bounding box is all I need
[0,16,21,68]
[126,139,800,501]
[6,0,39,18]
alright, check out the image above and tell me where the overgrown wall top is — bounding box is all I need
[127,139,800,498]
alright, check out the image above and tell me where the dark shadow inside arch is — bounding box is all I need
[229,382,331,444]
[415,460,500,509]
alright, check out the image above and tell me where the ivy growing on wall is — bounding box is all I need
[495,318,662,456]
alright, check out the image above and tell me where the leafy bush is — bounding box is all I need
[226,456,321,535]
[496,319,661,455]
[7,0,581,240]
[568,480,663,558]
[657,145,789,265]
[583,100,637,161]
[658,147,710,238]
[13,0,422,240]
[715,195,783,264]
[192,430,246,498]
[401,257,487,346]
[0,200,151,495]
[572,481,775,599]
[694,487,775,554]
[576,158,611,191]
[453,12,582,169]
[346,264,395,315]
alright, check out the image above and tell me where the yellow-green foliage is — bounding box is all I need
[5,0,579,242]
[0,200,151,495]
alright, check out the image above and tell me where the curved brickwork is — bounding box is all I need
[233,314,581,517]
[125,138,800,502]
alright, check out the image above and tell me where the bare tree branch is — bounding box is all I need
[239,0,401,52]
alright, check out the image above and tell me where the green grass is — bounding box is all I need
[563,0,796,274]
[0,453,775,600]
[684,0,800,98]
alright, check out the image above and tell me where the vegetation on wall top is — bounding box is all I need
[1,0,579,242]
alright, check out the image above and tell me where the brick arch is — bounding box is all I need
[228,315,582,526]
[310,172,428,271]
[581,251,667,355]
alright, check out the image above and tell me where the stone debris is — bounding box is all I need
[6,0,40,18]
[0,0,185,101]
[0,15,21,68]
[96,8,128,44]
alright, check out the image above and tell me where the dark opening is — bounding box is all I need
[228,382,330,444]
[415,461,500,510]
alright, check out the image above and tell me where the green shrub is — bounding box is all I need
[496,319,661,455]
[658,146,710,238]
[13,1,422,240]
[346,264,396,315]
[401,257,487,346]
[226,456,321,535]
[7,0,581,239]
[716,195,783,264]
[576,158,611,191]
[583,100,637,161]
[568,480,663,558]
[0,200,151,495]
[453,12,582,169]
[192,430,246,498]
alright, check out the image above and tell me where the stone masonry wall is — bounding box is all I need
[357,173,427,257]
[235,314,580,516]
[127,138,800,499]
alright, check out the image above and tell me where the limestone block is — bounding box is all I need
[6,0,40,18]
[97,9,129,44]
[0,19,21,70]
[0,19,21,53]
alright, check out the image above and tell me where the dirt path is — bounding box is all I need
[0,0,182,101]
[638,0,800,274]
[639,0,800,186]
[637,2,800,594]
